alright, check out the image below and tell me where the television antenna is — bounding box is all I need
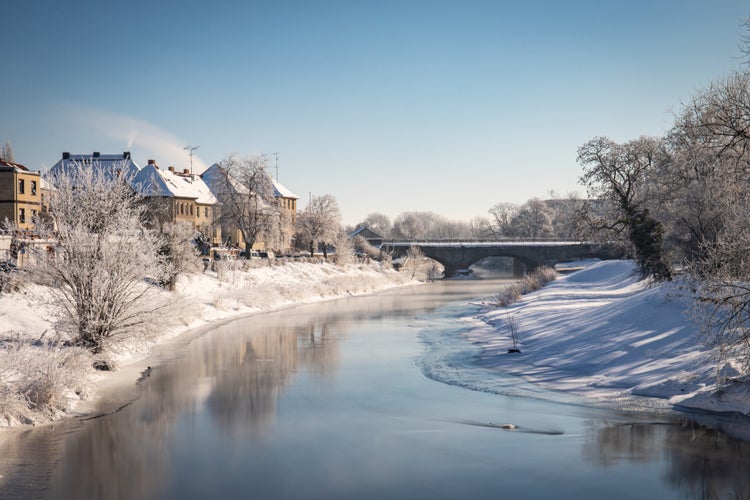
[183,145,199,178]
[263,152,280,181]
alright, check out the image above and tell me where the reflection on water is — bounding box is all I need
[1,279,750,499]
[584,419,750,498]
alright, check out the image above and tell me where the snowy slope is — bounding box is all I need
[465,260,749,415]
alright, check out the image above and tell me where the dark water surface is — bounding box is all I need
[2,279,750,499]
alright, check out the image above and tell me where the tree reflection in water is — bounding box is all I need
[17,313,349,500]
[583,419,750,498]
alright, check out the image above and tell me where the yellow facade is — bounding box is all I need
[0,161,42,230]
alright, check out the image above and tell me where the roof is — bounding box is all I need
[201,163,250,197]
[349,226,384,240]
[132,164,218,205]
[272,178,299,199]
[48,152,141,181]
[0,159,36,173]
[202,163,297,201]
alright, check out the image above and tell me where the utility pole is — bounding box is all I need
[183,145,199,179]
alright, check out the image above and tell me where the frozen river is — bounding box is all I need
[2,278,749,499]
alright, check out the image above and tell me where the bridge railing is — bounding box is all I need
[381,239,593,247]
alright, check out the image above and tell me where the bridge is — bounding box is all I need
[380,240,625,277]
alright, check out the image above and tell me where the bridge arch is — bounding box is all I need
[381,241,624,278]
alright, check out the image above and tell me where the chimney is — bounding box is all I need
[123,152,131,160]
[93,152,100,158]
[183,168,189,175]
[62,152,70,160]
[168,166,175,172]
[148,159,157,169]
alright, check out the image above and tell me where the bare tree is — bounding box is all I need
[296,194,341,258]
[693,186,750,373]
[392,211,432,240]
[468,216,493,239]
[488,202,519,237]
[360,212,392,238]
[0,141,14,162]
[577,136,672,280]
[202,154,278,254]
[34,165,170,353]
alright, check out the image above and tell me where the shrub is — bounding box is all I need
[495,266,557,307]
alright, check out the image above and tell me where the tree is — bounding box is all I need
[692,185,750,373]
[360,212,392,238]
[296,194,341,258]
[577,136,672,280]
[33,165,170,353]
[488,202,519,237]
[391,211,432,240]
[202,154,279,254]
[467,216,493,239]
[1,141,14,162]
[506,198,554,239]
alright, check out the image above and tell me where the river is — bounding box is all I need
[1,278,749,499]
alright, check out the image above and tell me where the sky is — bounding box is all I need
[2,0,748,225]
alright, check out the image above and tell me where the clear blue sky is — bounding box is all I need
[2,0,748,225]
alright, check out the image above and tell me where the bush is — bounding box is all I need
[495,266,557,307]
[0,334,91,425]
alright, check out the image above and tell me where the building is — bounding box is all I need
[49,151,141,181]
[202,163,299,252]
[0,159,42,230]
[272,178,299,251]
[348,226,384,249]
[131,160,221,243]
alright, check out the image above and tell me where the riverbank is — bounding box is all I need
[463,260,750,418]
[0,260,417,430]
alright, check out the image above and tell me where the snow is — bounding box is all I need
[2,257,748,433]
[0,260,415,429]
[463,260,749,416]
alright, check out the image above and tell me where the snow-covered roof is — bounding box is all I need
[202,163,299,206]
[272,178,298,199]
[201,163,249,197]
[349,226,383,240]
[48,152,141,181]
[132,163,218,205]
[0,159,35,172]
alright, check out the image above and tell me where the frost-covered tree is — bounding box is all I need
[468,216,493,239]
[692,186,750,373]
[507,198,554,239]
[488,202,519,237]
[202,154,279,254]
[159,221,200,290]
[360,212,392,238]
[577,136,672,280]
[296,194,341,258]
[34,165,170,353]
[392,211,431,240]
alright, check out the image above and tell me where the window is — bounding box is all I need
[19,208,25,224]
[31,180,37,195]
[190,205,194,216]
[205,207,209,218]
[31,209,37,220]
[18,179,24,194]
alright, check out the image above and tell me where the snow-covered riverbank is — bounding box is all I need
[0,260,416,429]
[461,260,750,416]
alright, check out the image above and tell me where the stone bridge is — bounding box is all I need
[380,240,625,277]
